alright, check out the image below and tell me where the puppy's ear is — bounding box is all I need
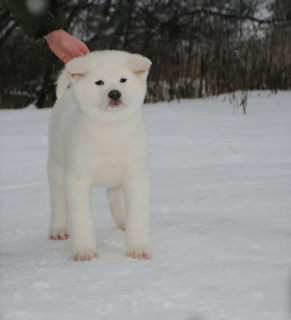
[126,54,152,81]
[56,69,70,100]
[66,58,89,81]
[56,58,89,100]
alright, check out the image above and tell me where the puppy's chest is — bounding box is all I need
[71,119,146,186]
[93,159,125,187]
[84,137,138,186]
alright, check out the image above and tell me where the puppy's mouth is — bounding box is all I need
[108,99,124,109]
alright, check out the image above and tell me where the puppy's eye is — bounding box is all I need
[120,78,127,83]
[95,80,104,86]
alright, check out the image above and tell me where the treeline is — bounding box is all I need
[0,0,291,109]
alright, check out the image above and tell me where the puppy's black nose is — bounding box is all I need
[108,90,121,101]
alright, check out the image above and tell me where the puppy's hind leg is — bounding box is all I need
[48,155,70,240]
[107,186,127,231]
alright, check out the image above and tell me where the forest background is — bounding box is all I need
[0,0,290,109]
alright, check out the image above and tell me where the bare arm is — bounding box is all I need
[44,29,90,64]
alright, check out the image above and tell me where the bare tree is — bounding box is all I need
[0,0,290,109]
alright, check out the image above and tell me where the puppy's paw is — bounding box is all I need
[117,223,126,231]
[73,249,99,261]
[127,246,152,260]
[49,228,70,240]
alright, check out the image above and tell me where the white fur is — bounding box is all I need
[48,50,152,260]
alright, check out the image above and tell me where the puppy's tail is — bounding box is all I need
[56,69,70,101]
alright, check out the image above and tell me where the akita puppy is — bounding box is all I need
[48,51,151,260]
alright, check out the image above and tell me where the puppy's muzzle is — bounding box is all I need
[108,90,123,108]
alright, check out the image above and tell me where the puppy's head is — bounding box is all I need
[62,50,151,122]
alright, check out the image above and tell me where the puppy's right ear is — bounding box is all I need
[66,58,89,80]
[56,58,89,100]
[56,69,70,101]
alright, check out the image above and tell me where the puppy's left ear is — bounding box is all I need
[66,57,89,81]
[126,54,152,81]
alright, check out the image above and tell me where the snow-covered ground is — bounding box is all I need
[0,91,290,320]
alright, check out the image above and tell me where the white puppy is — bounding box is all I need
[48,50,152,261]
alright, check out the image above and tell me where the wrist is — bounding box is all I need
[44,29,65,42]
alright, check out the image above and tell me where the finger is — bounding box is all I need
[78,43,90,55]
[66,43,89,58]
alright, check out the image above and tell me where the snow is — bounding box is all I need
[0,91,291,320]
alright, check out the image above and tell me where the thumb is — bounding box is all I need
[66,43,89,58]
[78,43,90,55]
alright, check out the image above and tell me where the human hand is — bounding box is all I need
[44,29,90,64]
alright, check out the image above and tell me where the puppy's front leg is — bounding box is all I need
[48,156,70,240]
[124,170,151,259]
[107,185,127,231]
[65,173,98,261]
